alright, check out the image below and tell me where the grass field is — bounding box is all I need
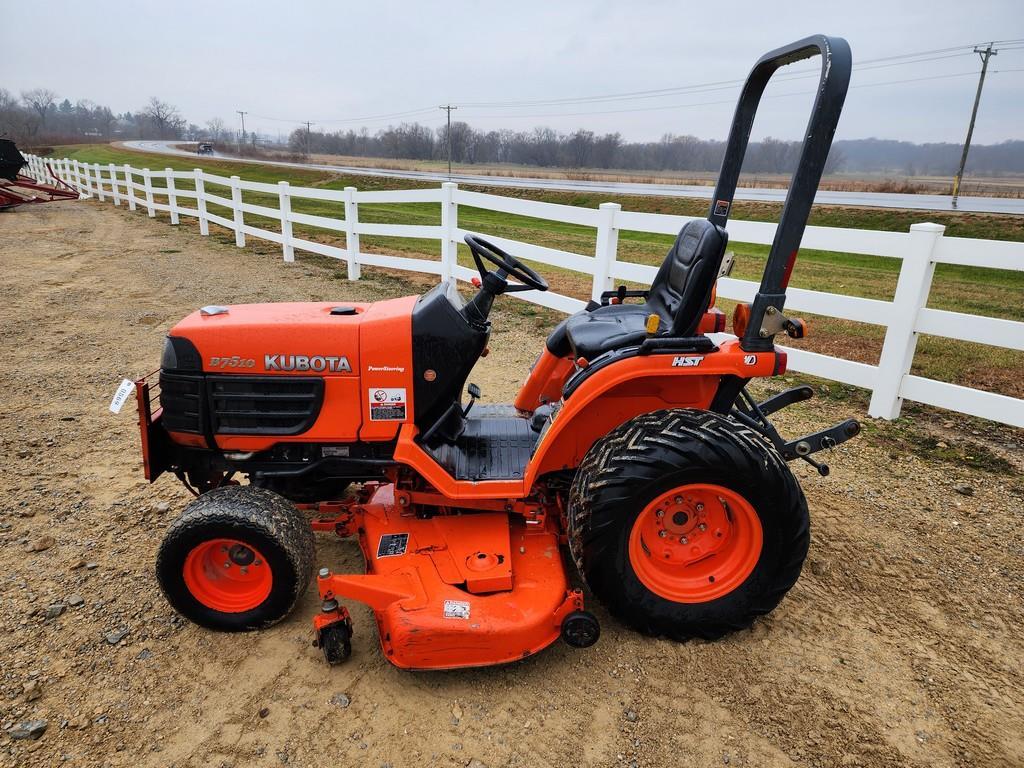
[45,144,1024,400]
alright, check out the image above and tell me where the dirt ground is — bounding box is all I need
[1,201,1022,768]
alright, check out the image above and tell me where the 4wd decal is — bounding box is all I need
[671,355,704,368]
[264,354,351,373]
[368,387,407,421]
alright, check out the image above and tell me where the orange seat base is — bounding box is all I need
[316,484,582,670]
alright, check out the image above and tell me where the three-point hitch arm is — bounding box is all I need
[707,35,852,352]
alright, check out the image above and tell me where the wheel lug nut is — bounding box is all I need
[223,561,231,569]
[658,530,667,538]
[680,536,688,544]
[674,496,683,504]
[240,566,248,575]
[698,523,707,532]
[655,509,664,518]
[696,503,704,512]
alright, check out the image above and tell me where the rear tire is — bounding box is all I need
[156,486,315,631]
[568,409,809,640]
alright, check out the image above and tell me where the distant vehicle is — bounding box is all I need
[197,142,214,155]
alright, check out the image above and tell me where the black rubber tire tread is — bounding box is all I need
[568,408,809,641]
[156,485,315,631]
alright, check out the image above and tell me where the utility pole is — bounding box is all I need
[304,121,314,157]
[236,110,247,150]
[439,104,457,177]
[952,43,997,208]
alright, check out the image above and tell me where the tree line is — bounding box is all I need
[0,89,194,145]
[2,88,1021,175]
[287,122,1024,175]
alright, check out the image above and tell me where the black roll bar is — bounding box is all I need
[707,35,852,352]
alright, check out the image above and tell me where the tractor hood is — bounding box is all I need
[160,296,418,446]
[165,301,372,375]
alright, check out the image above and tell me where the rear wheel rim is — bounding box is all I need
[183,538,273,612]
[628,483,762,603]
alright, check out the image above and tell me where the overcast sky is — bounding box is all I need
[2,0,1022,145]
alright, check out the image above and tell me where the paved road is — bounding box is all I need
[122,140,1024,214]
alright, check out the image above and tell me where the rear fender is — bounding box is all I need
[524,341,779,483]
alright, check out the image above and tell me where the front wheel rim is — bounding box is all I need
[183,538,273,612]
[628,483,762,603]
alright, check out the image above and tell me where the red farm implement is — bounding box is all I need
[0,139,79,211]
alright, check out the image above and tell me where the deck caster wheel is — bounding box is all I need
[561,610,600,648]
[317,619,353,665]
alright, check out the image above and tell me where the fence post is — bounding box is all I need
[165,168,179,225]
[440,182,458,282]
[194,169,209,236]
[109,163,121,206]
[62,158,71,186]
[278,181,294,262]
[230,175,245,247]
[343,186,361,280]
[867,222,945,420]
[84,161,96,198]
[592,202,621,301]
[71,160,83,194]
[123,164,137,211]
[94,163,106,202]
[142,168,156,217]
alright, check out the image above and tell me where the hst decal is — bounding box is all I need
[671,355,704,368]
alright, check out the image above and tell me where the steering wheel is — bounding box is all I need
[464,234,549,293]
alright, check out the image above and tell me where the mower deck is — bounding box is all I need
[316,483,582,670]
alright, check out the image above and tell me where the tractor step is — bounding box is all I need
[426,408,538,481]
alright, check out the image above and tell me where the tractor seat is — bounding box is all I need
[547,219,728,361]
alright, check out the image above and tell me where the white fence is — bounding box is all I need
[23,153,1024,428]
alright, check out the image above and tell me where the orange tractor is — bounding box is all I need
[136,36,859,669]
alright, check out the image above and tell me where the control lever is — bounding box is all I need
[463,383,481,416]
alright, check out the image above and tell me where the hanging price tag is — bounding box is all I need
[109,379,136,414]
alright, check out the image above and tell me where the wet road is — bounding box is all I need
[122,140,1024,214]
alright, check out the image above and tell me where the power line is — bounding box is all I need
[238,39,1024,130]
[456,69,1014,121]
[455,40,1024,109]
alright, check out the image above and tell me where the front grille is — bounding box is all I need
[159,372,324,437]
[160,373,203,433]
[209,376,324,435]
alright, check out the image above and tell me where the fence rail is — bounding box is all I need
[24,153,1024,428]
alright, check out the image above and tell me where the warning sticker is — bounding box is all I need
[444,600,471,620]
[376,533,409,558]
[368,387,408,421]
[713,199,731,217]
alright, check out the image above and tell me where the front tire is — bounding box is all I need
[568,409,809,640]
[156,486,315,631]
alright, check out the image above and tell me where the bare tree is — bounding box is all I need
[566,129,595,168]
[205,117,227,142]
[20,88,56,134]
[142,97,182,139]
